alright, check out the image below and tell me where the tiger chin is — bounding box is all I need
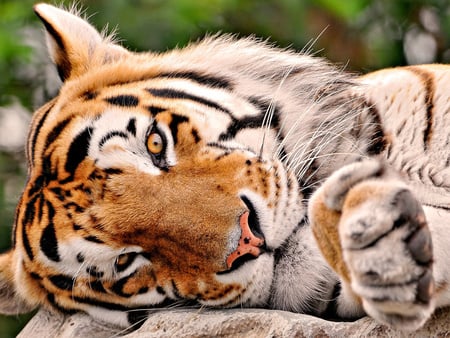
[0,3,449,332]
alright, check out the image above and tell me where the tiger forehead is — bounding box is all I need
[76,82,200,120]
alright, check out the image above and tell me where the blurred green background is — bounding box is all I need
[0,0,449,336]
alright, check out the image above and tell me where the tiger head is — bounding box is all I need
[0,4,361,327]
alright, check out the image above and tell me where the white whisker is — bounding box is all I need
[259,64,298,157]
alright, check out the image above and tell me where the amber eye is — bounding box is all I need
[147,132,164,155]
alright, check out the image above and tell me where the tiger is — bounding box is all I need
[0,3,449,332]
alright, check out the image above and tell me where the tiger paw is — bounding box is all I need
[310,159,435,330]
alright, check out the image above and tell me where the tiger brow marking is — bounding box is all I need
[405,66,435,151]
[147,106,166,116]
[218,96,282,141]
[159,71,233,89]
[64,126,93,178]
[169,114,189,144]
[126,118,137,136]
[98,130,128,149]
[105,94,140,107]
[146,88,231,115]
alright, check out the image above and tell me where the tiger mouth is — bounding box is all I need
[218,196,267,274]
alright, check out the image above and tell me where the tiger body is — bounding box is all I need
[0,3,449,331]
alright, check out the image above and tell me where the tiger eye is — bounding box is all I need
[147,133,164,154]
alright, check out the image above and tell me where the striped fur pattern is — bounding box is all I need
[0,3,449,331]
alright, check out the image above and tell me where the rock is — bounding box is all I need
[18,306,450,337]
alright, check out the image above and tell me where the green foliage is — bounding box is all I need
[315,0,370,20]
[0,0,35,107]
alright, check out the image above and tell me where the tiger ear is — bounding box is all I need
[0,251,36,315]
[33,3,129,81]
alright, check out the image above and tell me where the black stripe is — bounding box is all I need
[82,90,98,100]
[99,130,128,149]
[406,67,435,150]
[218,97,282,141]
[423,203,450,211]
[105,95,139,107]
[248,96,281,129]
[90,280,107,293]
[365,104,386,155]
[111,273,136,297]
[37,193,45,223]
[171,280,182,299]
[169,114,189,144]
[76,252,85,263]
[49,187,65,201]
[138,286,149,294]
[12,197,22,248]
[159,71,233,89]
[73,296,136,311]
[48,274,74,291]
[64,126,93,176]
[40,222,60,262]
[44,118,72,150]
[71,296,176,317]
[206,142,236,152]
[322,281,341,320]
[21,195,39,260]
[126,118,137,136]
[127,310,149,329]
[64,202,85,213]
[219,115,264,140]
[30,272,42,280]
[104,168,124,175]
[86,265,104,278]
[46,293,78,315]
[29,105,52,166]
[85,235,104,244]
[191,128,201,143]
[41,153,57,181]
[147,88,230,114]
[146,106,166,116]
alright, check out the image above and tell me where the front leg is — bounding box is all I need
[309,159,435,330]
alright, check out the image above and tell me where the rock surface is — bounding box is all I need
[18,306,450,337]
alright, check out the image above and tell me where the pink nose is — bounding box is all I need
[226,211,265,269]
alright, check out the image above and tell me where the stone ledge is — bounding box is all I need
[18,307,450,337]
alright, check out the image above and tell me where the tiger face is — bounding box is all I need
[0,3,309,326]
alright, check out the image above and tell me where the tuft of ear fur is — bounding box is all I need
[0,251,36,315]
[33,3,128,81]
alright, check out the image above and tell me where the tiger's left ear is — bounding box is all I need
[33,3,129,81]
